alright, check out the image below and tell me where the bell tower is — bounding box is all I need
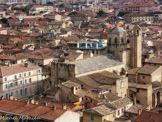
[130,25,142,68]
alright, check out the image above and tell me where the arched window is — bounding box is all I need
[137,30,139,35]
[127,39,130,43]
[121,38,124,43]
[115,37,118,44]
[109,38,111,44]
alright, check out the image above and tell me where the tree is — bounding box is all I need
[1,18,8,23]
[68,12,77,16]
[8,17,13,19]
[118,11,129,17]
[96,10,107,17]
[59,4,64,8]
[47,2,53,5]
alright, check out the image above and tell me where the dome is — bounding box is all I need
[110,27,126,33]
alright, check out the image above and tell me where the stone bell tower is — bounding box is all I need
[130,25,142,68]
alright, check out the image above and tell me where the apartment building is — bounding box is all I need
[0,62,45,99]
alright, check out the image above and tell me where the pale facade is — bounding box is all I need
[107,25,142,68]
[0,63,46,99]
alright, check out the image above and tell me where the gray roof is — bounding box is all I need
[110,27,126,33]
[69,55,124,76]
[85,104,115,116]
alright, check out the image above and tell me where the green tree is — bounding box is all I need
[8,17,13,19]
[1,18,8,23]
[118,11,129,17]
[59,4,64,8]
[47,2,53,5]
[96,10,107,17]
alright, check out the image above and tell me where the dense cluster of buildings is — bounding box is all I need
[0,0,161,122]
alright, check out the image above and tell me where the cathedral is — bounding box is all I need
[107,25,142,68]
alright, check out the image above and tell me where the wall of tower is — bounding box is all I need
[130,27,142,68]
[51,63,75,86]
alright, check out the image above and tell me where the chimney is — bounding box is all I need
[9,95,14,100]
[31,99,35,104]
[71,86,76,95]
[52,106,56,111]
[62,104,67,110]
[45,102,48,106]
[133,94,136,105]
[35,101,39,105]
[24,62,28,68]
[14,98,17,101]
[27,99,30,104]
[138,109,142,115]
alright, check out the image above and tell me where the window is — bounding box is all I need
[25,88,28,94]
[29,72,31,76]
[118,110,120,116]
[15,82,18,86]
[115,37,118,44]
[20,81,22,85]
[90,114,94,121]
[10,92,13,96]
[19,74,21,77]
[5,77,7,81]
[30,87,32,94]
[20,89,23,95]
[29,78,32,83]
[6,94,8,99]
[122,108,124,113]
[127,39,130,43]
[143,76,145,79]
[137,30,139,35]
[15,75,17,79]
[24,73,26,76]
[109,38,111,44]
[5,84,7,89]
[121,38,124,43]
[25,79,27,84]
[15,91,18,97]
[10,83,13,87]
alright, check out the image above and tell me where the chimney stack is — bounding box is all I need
[9,95,14,100]
[138,109,142,115]
[71,86,76,95]
[27,99,30,104]
[62,104,67,110]
[14,98,17,101]
[31,99,35,104]
[45,102,48,107]
[35,101,39,105]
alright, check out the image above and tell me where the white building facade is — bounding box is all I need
[0,62,46,99]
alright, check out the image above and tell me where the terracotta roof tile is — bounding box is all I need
[0,62,41,77]
[0,99,67,121]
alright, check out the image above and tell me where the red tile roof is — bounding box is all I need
[0,62,41,77]
[8,19,18,23]
[0,99,66,121]
[135,110,162,122]
[26,48,53,55]
[128,3,152,7]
